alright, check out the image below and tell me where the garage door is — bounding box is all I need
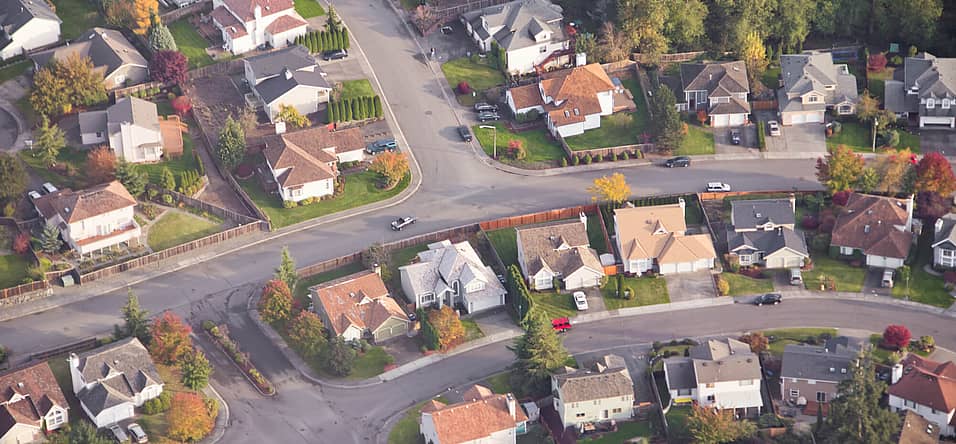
[729,114,746,126]
[790,113,806,124]
[711,114,729,127]
[676,262,693,273]
[922,117,955,127]
[806,112,822,123]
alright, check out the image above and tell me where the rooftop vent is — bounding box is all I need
[829,367,835,372]
[841,368,847,374]
[864,224,870,233]
[16,382,24,388]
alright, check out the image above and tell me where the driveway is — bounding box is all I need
[755,110,826,153]
[713,124,758,154]
[863,268,892,297]
[920,129,956,156]
[665,271,717,302]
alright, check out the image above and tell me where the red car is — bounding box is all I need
[552,317,572,333]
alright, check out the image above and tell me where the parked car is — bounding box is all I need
[730,129,741,145]
[366,138,397,154]
[27,190,41,200]
[108,424,129,443]
[573,291,589,311]
[664,156,691,168]
[552,317,572,333]
[474,102,499,112]
[882,269,894,288]
[322,49,348,61]
[754,293,782,306]
[41,182,57,194]
[477,111,500,122]
[440,25,453,35]
[390,216,416,231]
[789,268,803,286]
[768,121,781,136]
[457,125,473,142]
[706,182,731,192]
[127,423,148,443]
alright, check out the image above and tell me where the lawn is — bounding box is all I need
[0,61,29,84]
[47,355,84,423]
[580,420,652,443]
[388,396,450,444]
[52,0,105,39]
[485,228,518,267]
[827,120,920,153]
[620,77,650,127]
[803,256,865,292]
[140,133,201,185]
[675,124,715,155]
[531,291,578,319]
[665,405,693,442]
[169,21,215,69]
[761,66,782,91]
[341,79,375,99]
[0,254,31,289]
[350,346,394,380]
[866,68,895,102]
[602,276,670,310]
[720,272,774,296]
[146,211,223,251]
[892,232,953,308]
[441,57,506,93]
[763,328,839,356]
[15,96,36,128]
[19,146,89,189]
[564,112,646,150]
[293,0,326,18]
[472,123,565,167]
[586,214,609,254]
[240,171,410,228]
[461,318,485,342]
[484,371,513,394]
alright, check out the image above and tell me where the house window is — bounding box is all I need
[789,389,800,398]
[943,99,950,109]
[706,395,715,402]
[839,105,852,114]
[816,392,827,403]
[95,131,103,138]
[738,254,752,264]
[535,276,551,288]
[612,408,623,414]
[705,383,714,388]
[678,389,692,396]
[840,246,853,256]
[421,293,435,303]
[808,95,819,103]
[739,380,754,386]
[292,188,302,197]
[943,249,955,258]
[904,399,916,408]
[49,410,64,426]
[927,98,935,109]
[540,46,547,53]
[575,412,586,418]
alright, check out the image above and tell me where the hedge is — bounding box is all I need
[294,28,349,54]
[757,119,767,151]
[507,264,533,327]
[419,308,440,350]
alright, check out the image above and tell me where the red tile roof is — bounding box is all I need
[538,64,614,127]
[831,193,913,259]
[889,355,956,413]
[34,181,137,224]
[424,385,527,444]
[265,14,307,35]
[211,6,248,38]
[0,362,69,437]
[222,0,294,22]
[311,270,408,337]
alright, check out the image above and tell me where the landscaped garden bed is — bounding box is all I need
[203,321,276,395]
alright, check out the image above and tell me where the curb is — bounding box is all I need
[199,383,230,444]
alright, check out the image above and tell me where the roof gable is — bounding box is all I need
[312,270,408,336]
[831,193,912,257]
[680,61,749,96]
[34,181,137,224]
[889,355,956,413]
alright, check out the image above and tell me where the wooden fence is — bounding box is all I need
[752,99,779,111]
[152,185,262,226]
[632,51,705,64]
[601,60,637,75]
[187,59,243,81]
[29,337,99,361]
[0,281,49,301]
[160,0,212,23]
[113,81,169,100]
[698,190,798,201]
[479,205,598,231]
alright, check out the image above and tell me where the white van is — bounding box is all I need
[789,268,803,286]
[882,269,894,288]
[706,182,731,192]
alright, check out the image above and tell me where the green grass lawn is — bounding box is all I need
[827,120,920,153]
[19,146,89,189]
[580,420,652,443]
[485,228,518,267]
[472,123,565,167]
[893,232,953,308]
[531,291,578,319]
[388,396,450,444]
[675,124,715,155]
[241,171,410,228]
[169,21,215,69]
[14,96,36,128]
[803,256,865,292]
[484,371,513,394]
[140,133,201,185]
[293,0,326,17]
[867,68,895,102]
[564,112,646,150]
[340,79,375,99]
[52,0,104,39]
[0,254,31,289]
[350,346,394,380]
[47,355,84,424]
[762,66,782,91]
[720,272,774,296]
[461,318,485,342]
[763,328,839,356]
[619,77,651,133]
[602,276,670,310]
[441,57,505,93]
[0,61,29,84]
[665,406,693,442]
[147,211,222,251]
[586,214,609,254]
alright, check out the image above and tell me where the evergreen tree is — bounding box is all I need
[322,336,355,376]
[372,96,383,118]
[356,97,366,119]
[35,115,65,167]
[821,350,900,444]
[341,27,350,49]
[320,31,330,51]
[326,5,342,32]
[327,100,336,123]
[216,115,246,170]
[650,85,684,151]
[160,166,176,190]
[119,289,150,343]
[39,225,62,254]
[274,246,297,291]
[343,99,352,121]
[180,349,213,390]
[350,98,359,121]
[47,420,111,444]
[147,15,177,51]
[509,311,571,396]
[115,160,148,196]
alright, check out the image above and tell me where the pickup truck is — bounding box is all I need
[391,216,416,231]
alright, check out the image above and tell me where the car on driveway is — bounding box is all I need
[41,182,57,194]
[730,129,741,145]
[391,216,416,231]
[754,293,782,306]
[321,49,348,61]
[552,317,572,333]
[477,111,500,122]
[27,190,41,200]
[573,291,588,311]
[768,121,781,136]
[108,424,129,443]
[457,125,472,142]
[706,182,731,192]
[366,138,397,154]
[127,423,148,443]
[474,102,499,112]
[440,25,453,35]
[664,156,690,168]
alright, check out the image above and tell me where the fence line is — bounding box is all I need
[752,99,779,111]
[187,59,243,80]
[632,51,706,64]
[478,205,598,231]
[113,81,170,100]
[150,185,261,226]
[160,0,212,23]
[557,135,653,161]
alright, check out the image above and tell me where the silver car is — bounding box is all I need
[108,424,129,443]
[127,423,148,443]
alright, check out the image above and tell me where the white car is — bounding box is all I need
[127,423,148,443]
[706,182,731,192]
[768,120,781,136]
[573,291,588,311]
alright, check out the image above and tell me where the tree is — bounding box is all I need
[39,225,62,254]
[822,350,900,443]
[882,325,912,350]
[596,22,631,63]
[618,0,667,65]
[167,392,215,442]
[915,152,956,195]
[412,5,432,33]
[149,310,193,364]
[13,233,29,254]
[739,31,768,91]
[35,116,65,167]
[30,54,106,117]
[510,312,571,396]
[916,191,950,222]
[369,151,409,189]
[650,85,684,150]
[327,99,337,123]
[86,146,116,184]
[171,95,192,116]
[587,173,631,207]
[372,96,383,118]
[259,279,293,324]
[326,5,342,32]
[874,148,915,194]
[147,16,177,51]
[687,404,757,443]
[876,0,943,49]
[115,160,148,196]
[507,139,526,160]
[362,243,391,282]
[287,310,327,357]
[48,420,111,444]
[275,247,297,291]
[322,336,356,376]
[816,145,864,193]
[856,90,880,122]
[899,265,911,299]
[868,53,888,72]
[428,306,466,350]
[29,60,68,117]
[119,288,150,342]
[0,153,27,203]
[180,349,213,390]
[275,104,309,128]
[774,0,814,53]
[216,115,246,170]
[663,0,708,50]
[160,166,176,190]
[856,167,879,192]
[150,50,188,85]
[738,331,769,353]
[237,105,258,134]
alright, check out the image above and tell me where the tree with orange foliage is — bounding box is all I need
[167,392,215,442]
[149,311,193,364]
[105,0,158,34]
[86,146,116,184]
[874,148,915,194]
[258,279,293,324]
[369,151,409,189]
[427,306,465,350]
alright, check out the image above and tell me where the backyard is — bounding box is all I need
[485,227,518,267]
[586,214,609,254]
[602,276,670,310]
[340,79,376,100]
[472,123,565,167]
[866,67,895,102]
[293,0,326,18]
[720,272,774,296]
[140,134,201,185]
[51,0,104,39]
[763,327,839,356]
[169,21,215,69]
[564,112,648,150]
[146,211,223,251]
[0,61,29,83]
[665,405,693,442]
[675,123,715,156]
[761,66,782,91]
[0,254,31,289]
[826,120,920,153]
[803,256,865,292]
[579,420,653,443]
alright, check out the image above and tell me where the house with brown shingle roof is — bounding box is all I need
[211,0,307,55]
[310,268,410,343]
[31,28,147,90]
[261,126,365,202]
[896,410,941,444]
[33,181,140,255]
[504,63,617,138]
[0,362,69,444]
[551,354,634,429]
[420,384,528,444]
[889,354,956,437]
[830,193,915,269]
[613,200,717,275]
[515,216,604,291]
[676,61,751,127]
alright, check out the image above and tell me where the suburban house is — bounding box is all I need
[896,410,941,444]
[663,338,763,417]
[726,198,809,269]
[515,217,604,291]
[211,0,308,55]
[505,63,616,138]
[68,338,164,428]
[420,384,528,444]
[932,214,956,269]
[779,337,859,409]
[884,53,956,129]
[673,61,750,127]
[79,96,181,164]
[613,200,717,275]
[888,354,956,437]
[310,268,410,343]
[260,126,364,202]
[33,181,141,255]
[0,362,69,444]
[400,240,506,314]
[777,51,858,125]
[0,0,61,61]
[243,45,332,123]
[830,193,915,269]
[31,27,148,90]
[460,0,570,75]
[551,355,634,429]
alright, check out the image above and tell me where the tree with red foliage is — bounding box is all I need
[457,81,471,95]
[149,50,188,85]
[696,109,707,125]
[800,215,820,230]
[882,324,912,350]
[868,52,888,72]
[12,233,29,254]
[149,310,193,364]
[258,279,293,324]
[832,190,851,206]
[916,191,951,222]
[171,95,191,116]
[915,152,956,196]
[86,146,116,184]
[167,392,216,442]
[818,208,837,233]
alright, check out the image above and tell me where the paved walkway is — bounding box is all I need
[0,73,30,152]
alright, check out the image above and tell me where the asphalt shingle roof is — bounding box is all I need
[516,220,603,278]
[731,199,796,230]
[780,338,858,383]
[0,0,60,45]
[462,0,565,52]
[727,228,809,257]
[553,355,633,403]
[31,28,147,79]
[831,193,913,259]
[73,338,162,417]
[246,46,331,105]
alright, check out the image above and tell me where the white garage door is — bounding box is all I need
[922,117,955,127]
[729,114,746,126]
[806,112,823,123]
[711,114,729,127]
[790,113,806,124]
[676,262,693,273]
[660,264,676,275]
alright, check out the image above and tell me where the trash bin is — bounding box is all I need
[61,274,74,287]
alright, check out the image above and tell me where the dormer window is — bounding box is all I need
[927,98,935,109]
[944,99,951,109]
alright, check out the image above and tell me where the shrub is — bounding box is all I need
[583,154,592,164]
[943,271,956,286]
[162,194,173,205]
[801,215,820,230]
[832,190,851,206]
[592,153,601,162]
[283,200,298,209]
[142,390,172,414]
[716,277,730,296]
[890,55,903,66]
[620,151,629,160]
[882,324,912,350]
[560,157,568,167]
[831,120,842,133]
[571,155,580,166]
[810,233,831,252]
[623,286,634,300]
[868,52,888,72]
[235,163,254,179]
[201,320,216,331]
[457,81,471,95]
[12,233,29,254]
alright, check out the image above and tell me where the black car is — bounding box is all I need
[730,129,741,145]
[477,111,500,122]
[457,125,472,141]
[474,102,499,112]
[664,156,691,168]
[754,293,782,306]
[322,49,348,61]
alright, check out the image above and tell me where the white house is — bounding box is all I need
[243,45,332,123]
[614,201,717,275]
[210,0,308,55]
[31,28,148,90]
[0,362,69,444]
[663,338,763,417]
[932,214,956,269]
[0,0,61,61]
[460,0,570,75]
[551,355,634,430]
[311,269,410,343]
[420,385,528,444]
[884,53,956,129]
[79,97,166,163]
[505,63,616,138]
[515,216,604,290]
[675,61,750,127]
[778,51,858,125]
[726,198,809,269]
[261,125,364,202]
[888,354,956,437]
[69,338,164,428]
[33,181,141,255]
[830,193,914,269]
[399,240,507,314]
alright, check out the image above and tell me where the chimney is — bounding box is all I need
[579,212,587,229]
[678,197,685,211]
[891,362,904,384]
[905,194,915,230]
[372,263,381,276]
[936,218,944,235]
[254,5,262,19]
[284,68,293,80]
[506,393,516,419]
[789,193,796,213]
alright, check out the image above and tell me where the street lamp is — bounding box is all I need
[479,125,497,159]
[871,117,879,152]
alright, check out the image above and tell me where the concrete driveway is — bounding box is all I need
[665,271,717,302]
[920,130,956,156]
[778,124,826,153]
[863,268,892,297]
[714,125,758,154]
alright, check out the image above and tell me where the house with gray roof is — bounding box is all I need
[778,51,858,125]
[932,214,956,269]
[0,0,61,60]
[68,337,164,427]
[31,27,147,90]
[676,61,750,127]
[663,338,764,416]
[884,53,956,129]
[460,0,570,75]
[243,45,332,123]
[551,354,634,429]
[399,240,506,314]
[515,216,604,291]
[780,337,859,407]
[79,96,166,163]
[726,197,809,269]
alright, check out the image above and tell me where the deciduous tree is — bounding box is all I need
[0,153,27,203]
[12,233,29,254]
[738,331,769,353]
[180,349,213,390]
[287,310,327,357]
[412,5,431,34]
[129,0,159,34]
[369,151,409,189]
[167,392,215,442]
[259,279,293,324]
[821,350,900,443]
[428,306,466,350]
[510,311,571,397]
[275,104,309,128]
[816,145,864,193]
[150,50,189,85]
[216,115,246,170]
[35,116,65,168]
[118,288,150,343]
[596,22,631,63]
[322,336,355,376]
[362,243,391,282]
[587,172,631,207]
[171,95,192,116]
[915,152,956,196]
[618,0,667,65]
[875,0,943,48]
[774,0,814,53]
[739,31,768,91]
[115,160,148,196]
[916,191,950,222]
[663,0,708,51]
[149,310,193,364]
[687,404,757,443]
[882,325,912,350]
[31,54,107,117]
[86,146,116,184]
[874,148,915,194]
